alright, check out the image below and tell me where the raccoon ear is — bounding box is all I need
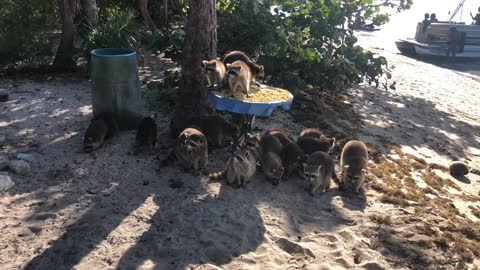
[211,61,217,67]
[259,65,264,72]
[361,168,367,173]
[317,165,323,173]
[202,60,208,67]
[343,165,350,170]
[245,150,249,157]
[226,63,232,68]
[302,163,307,168]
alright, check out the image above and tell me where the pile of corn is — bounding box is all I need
[212,85,292,102]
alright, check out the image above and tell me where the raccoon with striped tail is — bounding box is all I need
[208,146,259,188]
[161,128,208,174]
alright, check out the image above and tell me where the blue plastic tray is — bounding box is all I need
[207,88,293,117]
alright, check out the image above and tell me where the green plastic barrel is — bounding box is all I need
[90,48,143,130]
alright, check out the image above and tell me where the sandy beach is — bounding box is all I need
[1,5,480,269]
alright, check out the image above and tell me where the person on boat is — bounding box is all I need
[354,12,374,31]
[447,26,458,63]
[422,13,430,32]
[470,7,480,25]
[430,13,439,23]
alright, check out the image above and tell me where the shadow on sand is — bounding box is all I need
[357,85,480,161]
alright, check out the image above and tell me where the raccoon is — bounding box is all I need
[260,134,283,156]
[297,136,336,155]
[134,116,157,153]
[83,118,108,153]
[281,141,306,180]
[209,147,259,188]
[261,152,284,185]
[226,60,252,97]
[202,59,226,88]
[299,128,324,139]
[175,128,208,172]
[241,133,262,155]
[303,151,338,195]
[83,112,119,153]
[340,140,368,192]
[200,115,238,148]
[223,51,265,84]
[264,128,294,146]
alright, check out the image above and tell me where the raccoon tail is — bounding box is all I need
[208,170,226,181]
[160,150,177,167]
[470,168,480,175]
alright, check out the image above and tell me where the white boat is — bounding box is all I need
[395,0,480,58]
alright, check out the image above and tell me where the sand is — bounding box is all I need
[1,26,480,270]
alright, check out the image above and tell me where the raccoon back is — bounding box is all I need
[260,135,283,156]
[299,128,324,139]
[264,128,294,146]
[223,51,261,76]
[93,112,119,138]
[297,136,332,155]
[306,151,335,174]
[200,115,238,147]
[340,140,368,170]
[136,117,157,146]
[281,142,305,167]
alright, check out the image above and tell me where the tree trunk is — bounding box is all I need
[163,0,168,27]
[136,0,157,31]
[81,0,98,27]
[53,0,80,71]
[178,0,217,113]
[170,0,217,137]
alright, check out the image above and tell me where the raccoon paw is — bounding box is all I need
[232,183,241,189]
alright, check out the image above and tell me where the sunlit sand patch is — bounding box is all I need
[75,195,159,269]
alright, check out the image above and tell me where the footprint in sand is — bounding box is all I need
[335,257,353,268]
[275,238,315,258]
[359,262,387,270]
[316,233,340,243]
[337,230,354,243]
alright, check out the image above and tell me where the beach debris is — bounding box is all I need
[8,160,31,176]
[0,155,8,170]
[0,173,15,191]
[449,161,469,177]
[0,89,8,102]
